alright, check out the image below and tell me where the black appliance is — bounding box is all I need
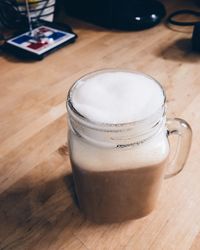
[65,0,166,30]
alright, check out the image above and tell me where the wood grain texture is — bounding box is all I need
[1,0,200,249]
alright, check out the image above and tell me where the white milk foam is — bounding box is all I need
[70,71,169,171]
[72,71,164,124]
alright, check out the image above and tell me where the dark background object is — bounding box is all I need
[192,22,200,52]
[0,0,27,30]
[65,0,166,30]
[0,0,57,31]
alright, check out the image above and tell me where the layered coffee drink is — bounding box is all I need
[67,70,169,223]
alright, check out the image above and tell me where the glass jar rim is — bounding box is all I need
[67,68,166,129]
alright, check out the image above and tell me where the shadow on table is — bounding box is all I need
[156,38,200,63]
[0,48,39,64]
[0,173,88,249]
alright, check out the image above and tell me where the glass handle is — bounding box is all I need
[165,118,192,179]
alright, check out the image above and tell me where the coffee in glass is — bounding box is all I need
[67,69,192,223]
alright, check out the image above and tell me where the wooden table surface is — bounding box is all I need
[1,1,200,249]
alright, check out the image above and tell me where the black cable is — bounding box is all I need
[167,9,200,52]
[167,9,200,26]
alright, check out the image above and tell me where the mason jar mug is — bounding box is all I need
[66,69,192,223]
